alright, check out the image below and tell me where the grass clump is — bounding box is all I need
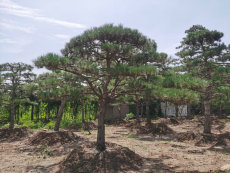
[127,134,138,139]
[220,119,227,124]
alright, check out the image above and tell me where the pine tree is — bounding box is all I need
[34,24,160,151]
[0,63,36,129]
[36,72,82,131]
[176,25,230,133]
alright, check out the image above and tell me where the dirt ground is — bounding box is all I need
[0,116,230,173]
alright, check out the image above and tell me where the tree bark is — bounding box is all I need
[81,99,85,123]
[136,100,140,123]
[96,99,106,151]
[16,105,20,124]
[187,104,192,119]
[203,99,211,133]
[175,105,179,117]
[140,102,143,117]
[31,105,34,120]
[9,103,15,130]
[146,99,151,125]
[54,99,66,132]
[164,102,167,118]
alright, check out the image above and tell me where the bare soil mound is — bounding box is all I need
[0,127,32,142]
[175,131,197,142]
[125,120,141,128]
[60,142,143,173]
[169,118,180,125]
[67,121,97,131]
[137,123,174,136]
[213,132,230,147]
[82,122,97,131]
[155,118,180,125]
[28,131,79,146]
[105,119,128,126]
[175,131,230,147]
[195,133,217,146]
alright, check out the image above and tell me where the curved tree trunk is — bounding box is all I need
[96,99,106,151]
[9,103,15,130]
[203,99,211,133]
[54,99,66,132]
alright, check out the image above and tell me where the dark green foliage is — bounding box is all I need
[0,62,36,129]
[177,25,230,133]
[35,24,162,151]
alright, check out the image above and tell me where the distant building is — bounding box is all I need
[105,103,129,120]
[161,102,187,117]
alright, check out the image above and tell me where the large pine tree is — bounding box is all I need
[34,24,162,151]
[176,25,230,133]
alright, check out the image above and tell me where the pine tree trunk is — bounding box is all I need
[31,105,34,120]
[36,104,40,121]
[146,99,151,125]
[96,99,106,151]
[203,99,211,133]
[187,104,192,119]
[136,100,140,122]
[164,102,167,118]
[219,102,222,116]
[9,103,15,130]
[140,102,143,117]
[16,105,20,124]
[175,105,179,117]
[81,99,85,123]
[54,99,66,132]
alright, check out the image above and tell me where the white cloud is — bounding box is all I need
[54,34,71,39]
[0,37,31,53]
[0,20,34,33]
[0,0,86,29]
[160,43,179,56]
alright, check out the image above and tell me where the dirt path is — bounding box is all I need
[0,138,63,172]
[0,118,230,172]
[75,119,230,172]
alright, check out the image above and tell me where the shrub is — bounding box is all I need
[125,112,135,120]
[45,121,56,129]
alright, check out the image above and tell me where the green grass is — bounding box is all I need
[127,134,138,139]
[193,116,198,121]
[220,119,227,124]
[84,131,91,135]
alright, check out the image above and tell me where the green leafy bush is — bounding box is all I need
[45,121,56,129]
[124,112,135,120]
[22,120,44,129]
[60,119,82,129]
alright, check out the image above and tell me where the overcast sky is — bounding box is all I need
[0,0,230,72]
